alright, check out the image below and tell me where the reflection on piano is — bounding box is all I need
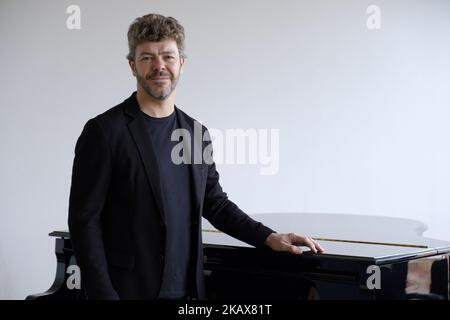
[27,213,450,300]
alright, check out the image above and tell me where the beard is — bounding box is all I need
[136,69,180,101]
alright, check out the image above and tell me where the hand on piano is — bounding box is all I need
[264,232,325,254]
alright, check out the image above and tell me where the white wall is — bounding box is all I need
[1,0,449,299]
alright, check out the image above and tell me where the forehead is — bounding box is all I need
[135,39,179,55]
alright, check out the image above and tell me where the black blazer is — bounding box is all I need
[68,92,275,300]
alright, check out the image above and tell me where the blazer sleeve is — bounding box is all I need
[68,118,119,300]
[201,129,276,248]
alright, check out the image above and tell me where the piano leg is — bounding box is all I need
[26,237,85,300]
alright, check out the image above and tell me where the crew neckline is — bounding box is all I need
[140,109,176,122]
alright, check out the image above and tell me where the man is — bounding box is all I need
[68,13,323,300]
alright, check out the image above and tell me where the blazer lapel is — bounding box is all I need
[175,107,207,219]
[124,93,167,223]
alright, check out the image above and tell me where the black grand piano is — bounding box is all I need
[27,213,450,300]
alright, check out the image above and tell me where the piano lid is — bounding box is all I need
[202,213,450,264]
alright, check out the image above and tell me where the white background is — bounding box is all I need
[1,0,449,299]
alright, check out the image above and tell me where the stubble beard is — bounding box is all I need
[136,70,179,101]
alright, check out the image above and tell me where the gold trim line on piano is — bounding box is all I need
[201,229,429,249]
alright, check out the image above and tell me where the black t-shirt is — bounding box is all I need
[141,110,192,299]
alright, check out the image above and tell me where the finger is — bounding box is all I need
[289,235,316,252]
[291,235,323,253]
[279,240,303,254]
[304,237,318,253]
[289,234,309,246]
[312,240,325,253]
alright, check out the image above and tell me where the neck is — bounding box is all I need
[136,89,176,118]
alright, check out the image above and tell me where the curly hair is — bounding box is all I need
[126,13,186,61]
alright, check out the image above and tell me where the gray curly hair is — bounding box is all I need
[126,13,186,61]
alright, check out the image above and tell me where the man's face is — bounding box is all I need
[129,39,184,100]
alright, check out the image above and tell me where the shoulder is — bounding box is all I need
[96,96,131,125]
[83,93,136,135]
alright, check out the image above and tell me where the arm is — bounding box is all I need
[68,118,119,300]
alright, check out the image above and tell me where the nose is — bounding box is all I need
[152,57,165,72]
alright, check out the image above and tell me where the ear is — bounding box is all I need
[128,59,137,77]
[180,57,186,74]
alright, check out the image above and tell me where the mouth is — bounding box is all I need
[149,77,170,81]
